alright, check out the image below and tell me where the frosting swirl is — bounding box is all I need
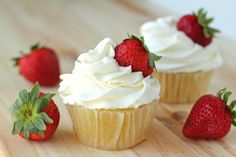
[140,16,223,72]
[58,38,160,109]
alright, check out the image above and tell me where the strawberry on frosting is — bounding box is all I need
[115,34,161,77]
[177,8,220,47]
[58,38,160,109]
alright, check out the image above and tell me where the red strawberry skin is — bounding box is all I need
[115,39,153,77]
[177,15,212,47]
[183,94,232,139]
[19,47,60,86]
[19,93,60,141]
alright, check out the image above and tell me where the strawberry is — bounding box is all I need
[183,88,236,139]
[177,8,220,47]
[114,34,161,77]
[13,43,60,86]
[10,82,60,141]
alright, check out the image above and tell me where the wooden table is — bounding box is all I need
[1,0,236,156]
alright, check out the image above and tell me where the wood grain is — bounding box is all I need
[0,0,236,156]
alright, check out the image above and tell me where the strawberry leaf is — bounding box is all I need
[10,98,22,113]
[12,57,21,66]
[232,111,236,119]
[22,124,30,140]
[28,120,37,132]
[206,18,214,24]
[216,88,226,99]
[34,130,44,137]
[196,8,220,38]
[12,50,27,66]
[29,82,40,104]
[19,89,29,104]
[223,91,232,104]
[35,93,55,112]
[230,100,236,110]
[31,43,40,51]
[12,121,23,135]
[127,34,139,41]
[233,120,236,127]
[34,116,46,131]
[216,88,236,127]
[40,112,53,124]
[149,53,162,68]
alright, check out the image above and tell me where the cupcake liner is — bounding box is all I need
[66,101,157,150]
[153,70,214,103]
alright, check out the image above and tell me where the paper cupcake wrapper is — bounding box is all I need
[66,101,157,150]
[153,70,214,103]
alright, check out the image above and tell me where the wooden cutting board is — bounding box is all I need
[0,0,236,156]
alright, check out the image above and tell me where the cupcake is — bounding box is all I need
[140,9,223,103]
[58,37,160,150]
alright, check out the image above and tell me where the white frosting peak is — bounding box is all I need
[58,38,160,109]
[140,17,223,72]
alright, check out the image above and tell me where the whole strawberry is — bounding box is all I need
[10,82,60,141]
[114,34,161,77]
[183,88,236,139]
[177,8,220,47]
[13,43,60,86]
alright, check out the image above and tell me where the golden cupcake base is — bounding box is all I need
[67,101,157,150]
[153,70,214,104]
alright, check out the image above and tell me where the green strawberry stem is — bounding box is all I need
[12,43,41,66]
[10,82,54,139]
[30,43,40,51]
[217,88,236,126]
[195,8,220,38]
[127,33,161,69]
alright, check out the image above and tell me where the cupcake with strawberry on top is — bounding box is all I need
[59,35,160,150]
[140,8,223,103]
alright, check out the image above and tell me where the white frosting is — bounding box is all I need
[58,38,160,109]
[140,16,223,72]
